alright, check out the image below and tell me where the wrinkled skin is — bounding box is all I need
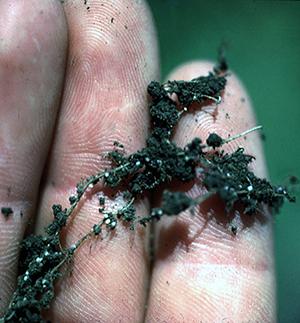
[0,1,275,322]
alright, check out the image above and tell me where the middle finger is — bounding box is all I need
[35,1,159,321]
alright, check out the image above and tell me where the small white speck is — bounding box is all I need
[247,185,253,192]
[69,244,76,251]
[105,219,111,225]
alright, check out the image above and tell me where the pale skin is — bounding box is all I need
[0,1,275,322]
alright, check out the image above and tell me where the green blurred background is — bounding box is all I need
[147,1,300,322]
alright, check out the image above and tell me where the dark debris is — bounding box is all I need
[2,56,294,323]
[1,207,13,218]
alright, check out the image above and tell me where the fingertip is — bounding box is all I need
[166,60,215,81]
[0,0,67,58]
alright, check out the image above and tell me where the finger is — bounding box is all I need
[146,62,275,322]
[35,1,158,322]
[0,1,67,314]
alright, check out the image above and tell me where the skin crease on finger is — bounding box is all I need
[145,63,276,323]
[34,0,159,322]
[0,0,67,315]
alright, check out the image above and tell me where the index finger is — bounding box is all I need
[146,62,275,322]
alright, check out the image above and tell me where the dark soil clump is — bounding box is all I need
[1,207,13,218]
[0,59,294,323]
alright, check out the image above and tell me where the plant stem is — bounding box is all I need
[66,197,135,254]
[223,125,262,145]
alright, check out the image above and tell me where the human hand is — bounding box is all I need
[0,1,274,322]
